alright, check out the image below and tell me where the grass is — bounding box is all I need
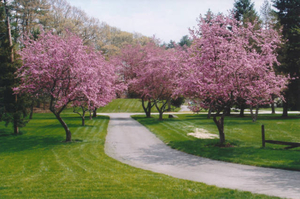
[97,98,179,113]
[132,114,300,171]
[98,98,145,113]
[37,98,180,114]
[0,113,278,198]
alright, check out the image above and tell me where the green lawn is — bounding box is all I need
[133,114,300,171]
[97,98,179,113]
[98,98,145,112]
[54,99,146,114]
[0,113,277,198]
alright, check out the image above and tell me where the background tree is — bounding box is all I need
[165,40,176,49]
[0,0,29,134]
[260,0,279,114]
[233,0,259,24]
[115,43,155,118]
[260,0,277,29]
[178,35,192,47]
[117,42,180,119]
[11,0,50,39]
[273,0,300,116]
[5,0,150,58]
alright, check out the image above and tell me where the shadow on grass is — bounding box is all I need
[0,134,65,154]
[0,128,14,137]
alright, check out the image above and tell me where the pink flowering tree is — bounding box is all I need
[140,46,180,120]
[117,42,180,120]
[71,52,117,126]
[14,30,116,141]
[181,13,288,144]
[114,43,156,117]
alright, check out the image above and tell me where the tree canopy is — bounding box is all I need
[15,30,118,141]
[273,0,300,112]
[180,12,288,143]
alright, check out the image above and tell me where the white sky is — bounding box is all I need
[67,0,266,43]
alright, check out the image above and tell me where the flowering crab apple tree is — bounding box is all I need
[71,53,117,126]
[117,42,180,120]
[115,43,154,118]
[113,43,155,117]
[14,30,116,142]
[181,13,288,144]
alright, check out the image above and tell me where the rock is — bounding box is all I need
[168,114,178,118]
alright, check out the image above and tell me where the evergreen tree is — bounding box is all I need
[178,35,192,47]
[273,0,300,114]
[0,0,29,133]
[233,0,259,24]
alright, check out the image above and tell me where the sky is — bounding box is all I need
[67,0,266,43]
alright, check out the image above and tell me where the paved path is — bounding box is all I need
[104,113,300,199]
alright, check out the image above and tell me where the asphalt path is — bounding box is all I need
[103,113,300,199]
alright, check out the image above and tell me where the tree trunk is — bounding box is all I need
[36,99,40,108]
[89,111,92,120]
[158,112,163,120]
[207,105,212,119]
[5,0,18,134]
[93,108,97,118]
[13,95,19,134]
[82,117,85,126]
[4,0,14,62]
[29,99,34,119]
[250,105,259,122]
[271,103,275,114]
[154,99,169,121]
[225,106,231,116]
[239,107,245,117]
[55,113,71,142]
[81,109,86,126]
[13,114,19,134]
[142,98,152,118]
[239,103,245,117]
[282,101,288,117]
[255,105,259,120]
[146,101,152,117]
[167,98,171,112]
[213,115,225,144]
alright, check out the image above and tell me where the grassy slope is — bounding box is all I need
[0,113,277,199]
[133,114,300,171]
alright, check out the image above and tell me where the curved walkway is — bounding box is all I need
[104,113,300,199]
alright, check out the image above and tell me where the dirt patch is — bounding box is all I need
[187,128,219,139]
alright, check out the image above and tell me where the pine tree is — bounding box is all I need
[0,0,29,134]
[233,0,259,24]
[273,0,300,114]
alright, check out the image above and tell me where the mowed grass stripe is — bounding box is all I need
[159,122,191,140]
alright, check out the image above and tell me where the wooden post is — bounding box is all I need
[262,125,265,147]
